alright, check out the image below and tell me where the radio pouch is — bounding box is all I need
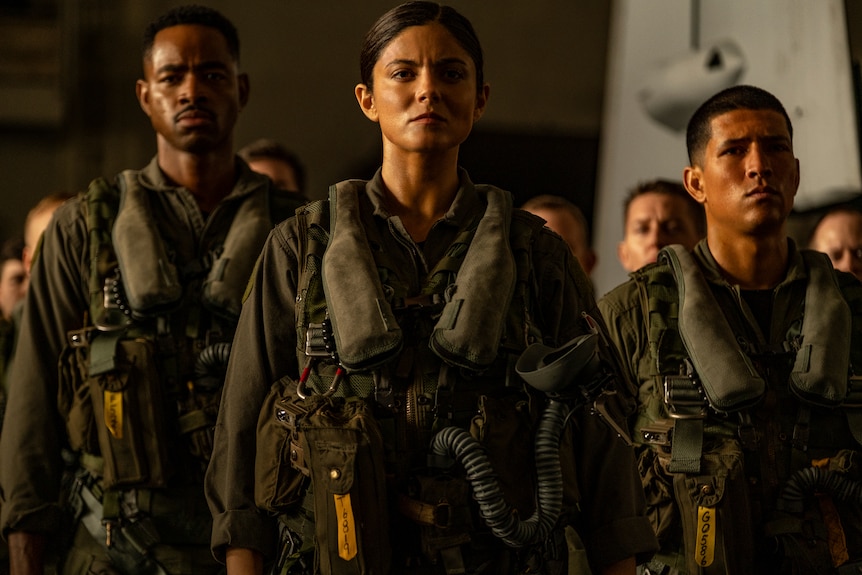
[87,336,171,488]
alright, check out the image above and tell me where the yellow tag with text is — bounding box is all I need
[696,506,716,567]
[334,493,357,561]
[104,390,123,439]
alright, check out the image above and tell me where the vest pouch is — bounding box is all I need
[301,395,390,575]
[671,437,754,574]
[638,447,679,547]
[254,376,308,513]
[88,338,171,489]
[58,341,99,454]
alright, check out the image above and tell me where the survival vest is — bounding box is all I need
[57,170,286,560]
[258,180,609,574]
[633,244,862,574]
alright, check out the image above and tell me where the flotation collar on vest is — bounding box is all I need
[660,244,852,412]
[112,170,271,321]
[321,181,516,373]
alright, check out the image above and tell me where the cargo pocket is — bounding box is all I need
[638,446,679,546]
[672,437,754,574]
[88,338,171,489]
[254,375,308,513]
[302,396,390,575]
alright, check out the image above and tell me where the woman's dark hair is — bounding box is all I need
[359,1,484,94]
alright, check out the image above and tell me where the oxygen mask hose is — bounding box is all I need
[430,333,600,548]
[430,399,568,547]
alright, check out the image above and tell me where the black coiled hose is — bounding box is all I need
[781,466,862,508]
[194,342,232,391]
[430,399,569,548]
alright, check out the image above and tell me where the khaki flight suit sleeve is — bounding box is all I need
[0,198,90,538]
[531,230,657,570]
[206,219,302,561]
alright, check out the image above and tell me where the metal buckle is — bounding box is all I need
[664,374,708,420]
[640,419,674,446]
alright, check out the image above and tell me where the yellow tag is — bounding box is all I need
[104,390,123,439]
[334,493,357,561]
[696,506,716,567]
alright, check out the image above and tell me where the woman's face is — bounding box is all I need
[356,23,489,156]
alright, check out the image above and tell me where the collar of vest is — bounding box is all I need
[322,181,516,372]
[112,171,271,321]
[661,245,852,411]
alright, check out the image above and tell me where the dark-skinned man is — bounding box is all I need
[0,5,301,574]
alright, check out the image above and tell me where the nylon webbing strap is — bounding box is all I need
[89,331,125,376]
[664,371,707,472]
[669,419,703,473]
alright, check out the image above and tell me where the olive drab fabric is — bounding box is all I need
[599,239,862,575]
[206,168,658,572]
[0,157,286,574]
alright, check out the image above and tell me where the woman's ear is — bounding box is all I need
[473,83,490,123]
[355,83,379,122]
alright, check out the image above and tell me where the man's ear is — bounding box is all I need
[473,83,490,123]
[136,79,151,117]
[617,241,630,272]
[792,158,800,197]
[581,249,597,276]
[238,73,250,109]
[683,165,706,204]
[355,83,378,122]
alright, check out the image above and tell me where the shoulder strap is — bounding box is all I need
[293,197,332,347]
[506,208,545,352]
[85,177,121,328]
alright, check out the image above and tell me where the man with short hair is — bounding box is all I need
[522,194,597,275]
[808,205,862,282]
[617,179,704,273]
[0,6,290,573]
[600,85,862,573]
[238,137,306,195]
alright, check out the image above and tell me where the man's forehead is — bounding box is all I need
[708,108,791,141]
[145,24,233,67]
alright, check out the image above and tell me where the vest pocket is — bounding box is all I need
[301,396,390,575]
[672,437,755,574]
[88,338,171,488]
[254,376,308,512]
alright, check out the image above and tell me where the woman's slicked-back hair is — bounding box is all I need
[359,1,484,94]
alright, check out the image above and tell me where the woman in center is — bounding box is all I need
[206,3,656,573]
